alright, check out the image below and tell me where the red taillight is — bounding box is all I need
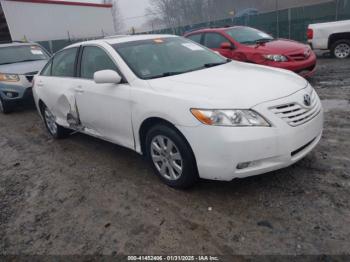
[307,29,313,40]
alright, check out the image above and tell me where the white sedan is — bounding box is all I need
[33,35,323,188]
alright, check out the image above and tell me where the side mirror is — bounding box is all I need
[94,70,122,84]
[220,42,234,50]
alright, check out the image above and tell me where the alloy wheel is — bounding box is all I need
[334,43,350,58]
[150,135,183,181]
[44,108,58,136]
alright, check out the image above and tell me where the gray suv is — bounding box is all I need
[0,42,50,113]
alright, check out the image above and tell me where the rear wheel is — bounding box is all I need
[42,105,70,139]
[145,124,198,189]
[0,97,11,114]
[331,40,350,59]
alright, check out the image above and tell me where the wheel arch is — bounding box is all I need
[328,32,350,49]
[38,99,46,117]
[138,117,197,165]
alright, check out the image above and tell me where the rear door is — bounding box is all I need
[36,47,80,127]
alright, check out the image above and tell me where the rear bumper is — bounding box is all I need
[264,52,317,78]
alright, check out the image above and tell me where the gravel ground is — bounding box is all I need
[1,57,350,256]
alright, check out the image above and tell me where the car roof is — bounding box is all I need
[0,42,39,48]
[65,34,178,49]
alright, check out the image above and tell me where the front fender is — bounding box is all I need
[131,87,201,153]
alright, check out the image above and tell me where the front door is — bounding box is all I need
[74,45,134,150]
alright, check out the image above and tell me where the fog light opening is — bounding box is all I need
[5,92,18,98]
[237,162,252,170]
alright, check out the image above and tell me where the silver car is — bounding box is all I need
[0,42,50,113]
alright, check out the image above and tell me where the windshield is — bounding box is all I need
[113,37,228,79]
[225,27,274,45]
[0,45,50,65]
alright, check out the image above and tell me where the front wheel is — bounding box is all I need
[145,124,198,189]
[331,40,350,59]
[42,106,70,139]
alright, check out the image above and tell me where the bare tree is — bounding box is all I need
[104,0,125,33]
[146,0,235,30]
[146,0,331,31]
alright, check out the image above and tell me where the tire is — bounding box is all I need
[145,124,198,189]
[0,97,11,114]
[331,40,350,59]
[42,105,70,139]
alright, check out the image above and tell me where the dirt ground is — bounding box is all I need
[1,57,350,256]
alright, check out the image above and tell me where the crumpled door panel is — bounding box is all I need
[55,91,84,131]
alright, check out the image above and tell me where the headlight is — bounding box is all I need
[191,109,270,127]
[0,73,20,82]
[264,54,288,62]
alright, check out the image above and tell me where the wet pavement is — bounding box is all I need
[1,57,350,256]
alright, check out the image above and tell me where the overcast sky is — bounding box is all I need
[119,0,151,30]
[61,0,151,30]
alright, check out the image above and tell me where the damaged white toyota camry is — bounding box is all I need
[33,35,323,188]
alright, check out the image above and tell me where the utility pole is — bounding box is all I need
[229,10,235,25]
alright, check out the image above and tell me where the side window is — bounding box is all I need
[41,60,52,76]
[187,34,202,44]
[204,33,229,49]
[80,46,117,79]
[51,48,78,77]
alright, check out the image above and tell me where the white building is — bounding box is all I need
[0,0,115,52]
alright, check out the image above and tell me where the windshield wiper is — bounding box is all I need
[144,60,231,79]
[255,38,274,45]
[0,59,46,65]
[203,59,231,68]
[16,59,46,63]
[144,71,185,79]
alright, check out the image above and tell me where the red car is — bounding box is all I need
[185,26,317,78]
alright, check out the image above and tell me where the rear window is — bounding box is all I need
[0,45,49,65]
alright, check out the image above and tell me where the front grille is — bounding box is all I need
[288,49,311,61]
[289,53,308,61]
[296,64,316,74]
[270,90,321,127]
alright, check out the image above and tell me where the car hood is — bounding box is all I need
[147,61,307,108]
[0,60,48,74]
[252,39,309,54]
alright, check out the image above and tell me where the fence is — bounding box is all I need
[146,0,350,42]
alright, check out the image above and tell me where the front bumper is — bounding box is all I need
[177,89,324,181]
[0,83,33,106]
[263,52,317,78]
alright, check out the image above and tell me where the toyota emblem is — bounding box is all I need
[304,94,311,106]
